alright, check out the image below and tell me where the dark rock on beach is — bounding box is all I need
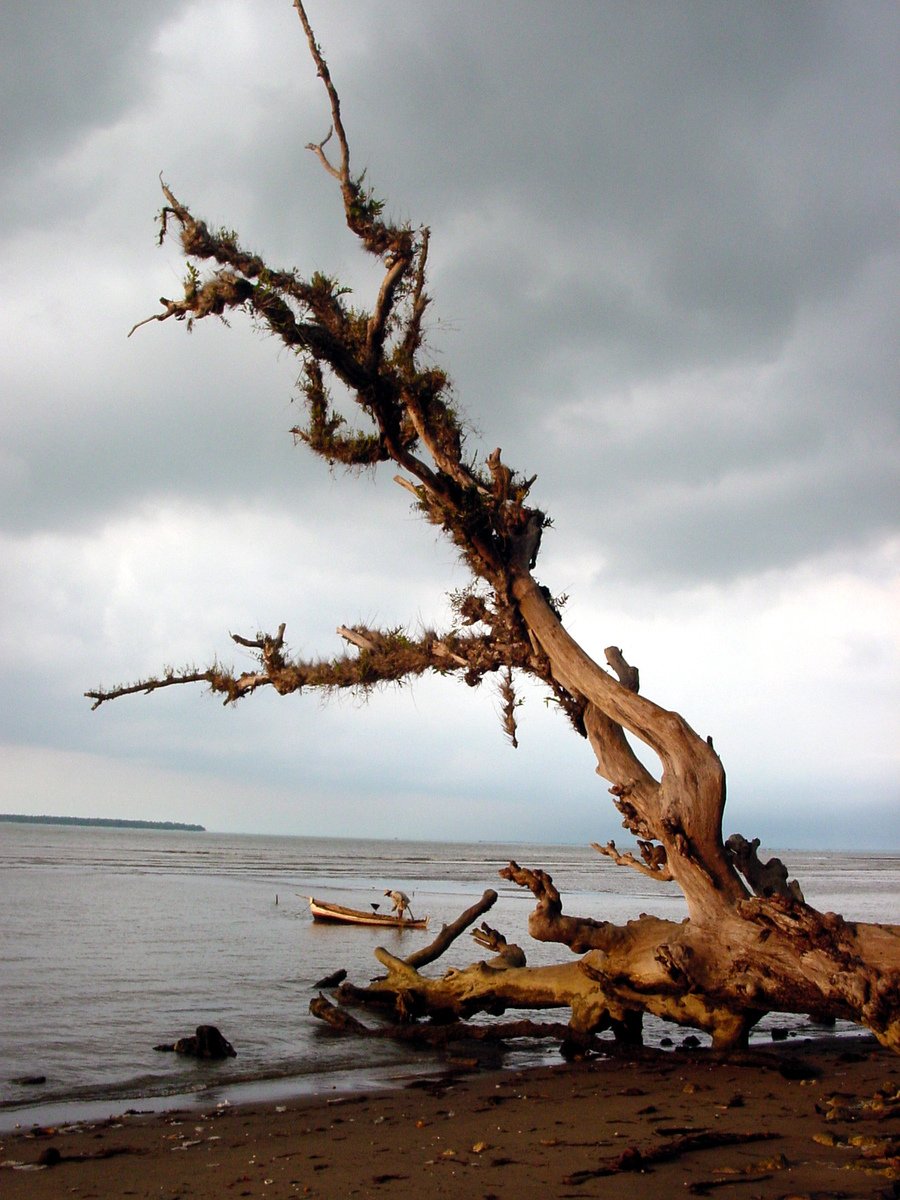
[153,1024,236,1058]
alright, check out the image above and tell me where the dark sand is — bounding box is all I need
[2,1037,897,1198]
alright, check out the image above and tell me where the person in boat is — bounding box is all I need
[384,888,414,920]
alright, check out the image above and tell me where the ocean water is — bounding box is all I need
[1,823,898,1129]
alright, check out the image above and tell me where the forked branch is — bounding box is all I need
[592,838,673,881]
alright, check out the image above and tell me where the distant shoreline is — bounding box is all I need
[0,814,205,832]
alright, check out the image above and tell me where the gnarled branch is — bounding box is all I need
[592,838,673,881]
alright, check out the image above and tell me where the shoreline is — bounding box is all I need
[2,1035,897,1198]
[0,1057,455,1137]
[0,1023,867,1136]
[0,1021,858,1136]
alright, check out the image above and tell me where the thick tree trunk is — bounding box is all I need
[501,572,899,1051]
[511,568,744,917]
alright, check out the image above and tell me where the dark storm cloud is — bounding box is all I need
[393,1,900,583]
[4,0,897,576]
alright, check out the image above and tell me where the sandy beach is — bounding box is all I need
[1,1035,897,1199]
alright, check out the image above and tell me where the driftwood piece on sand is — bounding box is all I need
[563,1129,779,1183]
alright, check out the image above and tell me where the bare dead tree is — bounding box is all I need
[87,1,899,1054]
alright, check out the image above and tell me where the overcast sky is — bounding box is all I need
[1,1,897,850]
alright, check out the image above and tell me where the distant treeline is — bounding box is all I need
[0,814,206,832]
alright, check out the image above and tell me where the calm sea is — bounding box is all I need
[1,823,898,1130]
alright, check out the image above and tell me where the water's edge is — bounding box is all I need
[0,1025,872,1135]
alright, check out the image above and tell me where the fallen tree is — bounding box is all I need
[87,1,899,1053]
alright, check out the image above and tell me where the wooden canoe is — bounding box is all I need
[307,897,428,929]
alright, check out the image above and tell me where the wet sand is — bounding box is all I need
[1,1036,897,1198]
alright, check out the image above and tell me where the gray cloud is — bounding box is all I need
[0,2,181,220]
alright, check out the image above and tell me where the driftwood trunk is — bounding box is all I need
[316,859,898,1054]
[315,572,898,1051]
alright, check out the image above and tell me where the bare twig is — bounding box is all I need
[294,3,350,184]
[85,670,223,711]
